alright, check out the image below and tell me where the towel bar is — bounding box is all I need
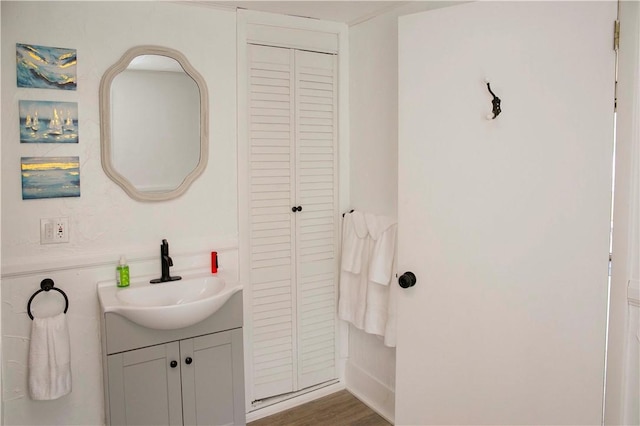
[342,209,354,217]
[27,278,69,320]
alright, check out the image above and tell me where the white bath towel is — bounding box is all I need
[338,212,370,329]
[383,268,399,347]
[338,269,369,330]
[363,214,397,337]
[28,313,72,400]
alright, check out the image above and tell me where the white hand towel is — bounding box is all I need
[341,211,368,274]
[338,212,370,328]
[364,214,397,285]
[28,313,72,400]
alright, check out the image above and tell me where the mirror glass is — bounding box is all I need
[100,46,208,201]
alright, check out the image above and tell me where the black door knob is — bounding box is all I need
[292,206,302,212]
[297,206,302,212]
[185,357,193,365]
[398,271,416,288]
[170,360,178,368]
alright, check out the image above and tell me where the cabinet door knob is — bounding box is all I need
[398,271,417,288]
[297,206,302,212]
[170,360,178,368]
[291,206,302,212]
[185,357,193,365]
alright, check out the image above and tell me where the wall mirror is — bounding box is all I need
[100,46,208,201]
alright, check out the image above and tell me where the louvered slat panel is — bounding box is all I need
[252,241,290,253]
[253,328,291,343]
[249,44,296,400]
[252,145,291,154]
[299,237,333,248]
[252,228,290,240]
[252,219,290,230]
[294,50,337,391]
[299,182,334,192]
[300,244,333,256]
[299,214,333,225]
[251,198,291,208]
[300,325,334,341]
[252,236,291,249]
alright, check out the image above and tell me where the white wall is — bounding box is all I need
[347,9,399,421]
[347,2,458,421]
[1,2,237,424]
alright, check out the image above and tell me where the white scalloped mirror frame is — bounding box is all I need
[99,45,209,201]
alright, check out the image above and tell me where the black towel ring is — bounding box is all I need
[27,278,69,320]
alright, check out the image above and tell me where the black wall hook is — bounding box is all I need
[486,82,502,119]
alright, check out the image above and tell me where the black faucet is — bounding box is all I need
[150,239,182,284]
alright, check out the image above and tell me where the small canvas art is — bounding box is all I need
[19,100,78,143]
[21,157,80,200]
[16,43,77,90]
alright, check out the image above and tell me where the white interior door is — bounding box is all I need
[396,2,616,425]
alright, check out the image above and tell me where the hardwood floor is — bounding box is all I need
[248,390,391,426]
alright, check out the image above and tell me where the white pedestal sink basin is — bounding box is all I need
[98,271,242,330]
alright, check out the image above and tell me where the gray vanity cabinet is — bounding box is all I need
[101,292,245,426]
[181,330,244,425]
[107,342,182,425]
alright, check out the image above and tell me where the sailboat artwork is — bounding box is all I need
[19,100,78,143]
[16,43,77,90]
[47,108,63,135]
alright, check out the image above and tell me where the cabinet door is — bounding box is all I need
[293,49,338,390]
[180,330,245,426]
[248,43,298,400]
[107,342,182,426]
[247,44,338,402]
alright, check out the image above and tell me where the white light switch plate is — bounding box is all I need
[40,217,69,244]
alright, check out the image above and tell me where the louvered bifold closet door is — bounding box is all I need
[248,44,298,400]
[294,50,338,390]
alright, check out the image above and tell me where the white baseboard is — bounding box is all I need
[245,381,345,423]
[345,360,395,424]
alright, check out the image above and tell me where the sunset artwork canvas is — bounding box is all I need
[21,157,80,200]
[16,43,77,90]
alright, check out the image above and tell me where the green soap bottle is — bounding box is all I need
[116,256,130,287]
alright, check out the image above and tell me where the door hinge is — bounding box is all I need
[614,20,620,51]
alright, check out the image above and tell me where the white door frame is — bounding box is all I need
[236,9,350,419]
[605,1,640,424]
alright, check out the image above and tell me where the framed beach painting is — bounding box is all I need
[19,100,78,143]
[16,43,77,90]
[21,156,80,200]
